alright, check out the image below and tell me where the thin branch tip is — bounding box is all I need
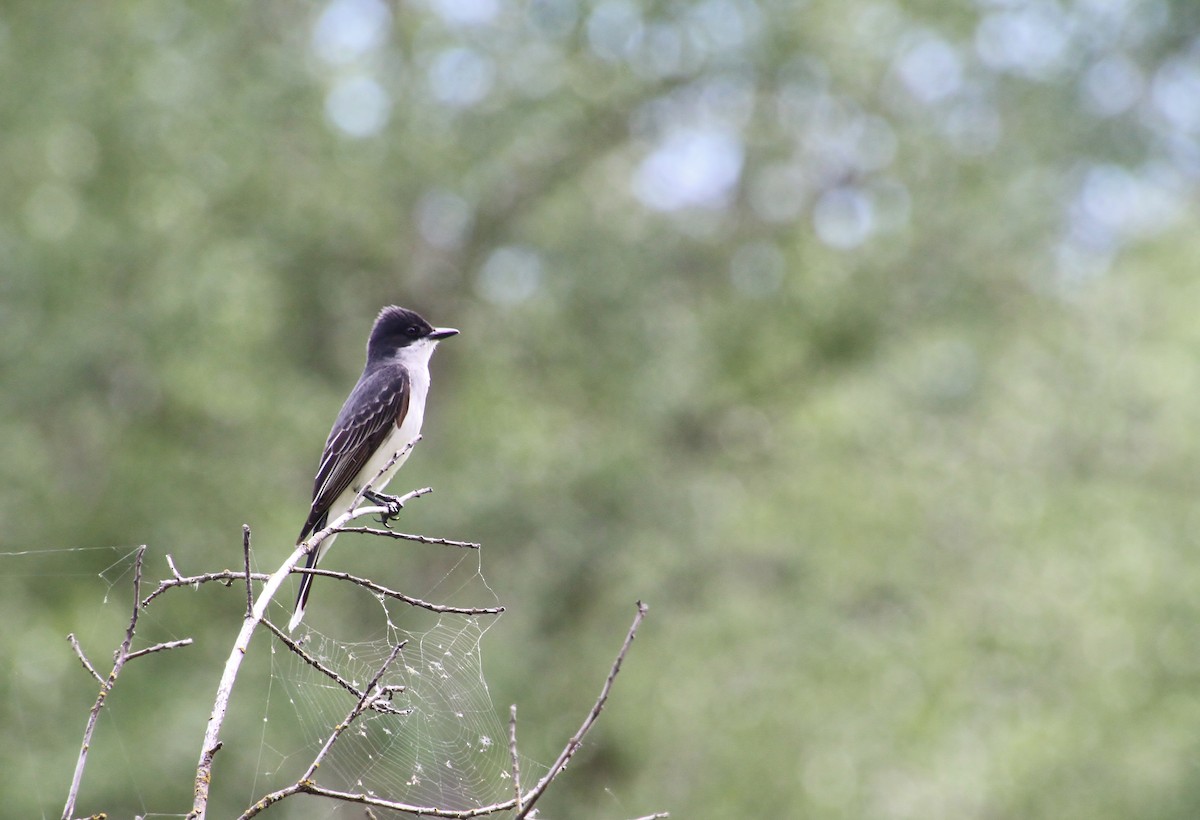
[242,525,254,616]
[67,634,104,685]
[126,638,194,662]
[509,704,523,813]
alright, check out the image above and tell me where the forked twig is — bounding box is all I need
[62,545,147,819]
[62,546,189,820]
[67,634,103,685]
[515,601,650,820]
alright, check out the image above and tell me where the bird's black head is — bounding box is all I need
[367,306,458,362]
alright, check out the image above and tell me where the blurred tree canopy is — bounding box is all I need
[4,0,1200,817]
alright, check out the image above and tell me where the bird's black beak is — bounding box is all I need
[429,327,459,340]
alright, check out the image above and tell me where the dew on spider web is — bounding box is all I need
[258,557,540,814]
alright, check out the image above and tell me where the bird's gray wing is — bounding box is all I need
[298,365,410,542]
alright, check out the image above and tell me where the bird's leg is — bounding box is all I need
[364,489,404,525]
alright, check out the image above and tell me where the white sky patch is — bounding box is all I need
[813,186,874,249]
[427,47,495,108]
[632,128,745,211]
[895,34,963,104]
[975,4,1070,79]
[586,0,642,63]
[1074,162,1184,242]
[312,0,391,66]
[1081,54,1144,118]
[1151,53,1200,134]
[325,73,391,137]
[477,246,542,305]
[428,0,499,27]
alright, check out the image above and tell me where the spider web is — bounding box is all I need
[257,549,539,817]
[7,542,546,818]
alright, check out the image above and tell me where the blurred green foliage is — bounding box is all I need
[4,0,1200,817]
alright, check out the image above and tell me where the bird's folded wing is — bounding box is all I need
[298,366,410,542]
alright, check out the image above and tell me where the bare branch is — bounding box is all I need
[515,601,650,820]
[387,484,433,508]
[293,567,504,616]
[509,704,522,814]
[126,638,194,662]
[61,545,149,820]
[260,617,409,716]
[255,783,519,818]
[66,634,103,685]
[333,527,480,549]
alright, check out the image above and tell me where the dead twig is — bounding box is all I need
[515,601,649,820]
[62,546,199,820]
[126,638,194,662]
[242,524,254,617]
[333,527,480,549]
[509,704,522,814]
[66,634,103,686]
[251,783,519,818]
[292,567,505,616]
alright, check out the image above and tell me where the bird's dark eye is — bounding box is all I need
[406,324,422,337]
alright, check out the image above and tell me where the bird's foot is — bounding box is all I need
[364,490,404,525]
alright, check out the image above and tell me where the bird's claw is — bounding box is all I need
[365,490,403,526]
[379,501,402,526]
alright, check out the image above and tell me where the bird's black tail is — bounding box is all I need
[289,513,327,632]
[288,547,320,632]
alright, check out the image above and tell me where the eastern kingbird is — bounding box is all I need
[288,305,458,632]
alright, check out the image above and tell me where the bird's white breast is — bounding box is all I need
[341,337,436,506]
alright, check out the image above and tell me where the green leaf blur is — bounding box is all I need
[4,0,1200,817]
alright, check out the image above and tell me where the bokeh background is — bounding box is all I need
[5,0,1200,817]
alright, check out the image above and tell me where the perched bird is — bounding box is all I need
[289,305,458,631]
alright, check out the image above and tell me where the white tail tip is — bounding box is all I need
[287,606,305,633]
